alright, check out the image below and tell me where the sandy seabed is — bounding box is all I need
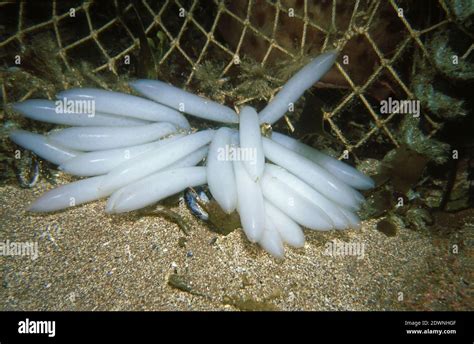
[0,178,472,311]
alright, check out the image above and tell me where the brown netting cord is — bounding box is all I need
[0,0,467,161]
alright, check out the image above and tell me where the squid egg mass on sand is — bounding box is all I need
[9,50,374,258]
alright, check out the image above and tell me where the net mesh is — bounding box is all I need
[0,0,470,162]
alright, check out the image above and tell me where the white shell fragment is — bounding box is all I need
[107,167,207,213]
[262,137,360,210]
[99,129,214,194]
[12,99,150,127]
[130,79,239,123]
[259,51,338,125]
[10,130,79,165]
[207,127,238,214]
[48,122,177,151]
[271,132,375,190]
[57,88,191,129]
[233,160,265,242]
[239,106,265,181]
[58,134,184,176]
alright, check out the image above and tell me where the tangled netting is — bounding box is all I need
[0,0,471,161]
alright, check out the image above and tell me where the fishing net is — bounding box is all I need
[0,0,472,163]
